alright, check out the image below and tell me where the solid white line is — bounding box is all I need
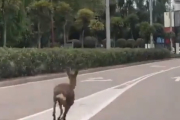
[81,79,112,82]
[150,65,166,68]
[172,77,180,82]
[87,77,104,80]
[18,65,180,120]
[0,60,168,89]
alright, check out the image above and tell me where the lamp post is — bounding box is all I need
[106,0,111,49]
[149,0,154,48]
[169,0,173,52]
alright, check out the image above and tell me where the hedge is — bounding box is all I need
[0,48,170,79]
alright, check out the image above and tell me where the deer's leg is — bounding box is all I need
[57,100,63,120]
[61,105,71,120]
[52,100,57,120]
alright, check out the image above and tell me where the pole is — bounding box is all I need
[169,0,173,52]
[51,0,55,47]
[106,0,111,49]
[149,0,153,48]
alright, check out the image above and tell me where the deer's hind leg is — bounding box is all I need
[57,100,63,120]
[52,99,57,120]
[61,105,71,120]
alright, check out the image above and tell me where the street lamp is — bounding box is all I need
[106,0,111,49]
[169,0,173,52]
[149,0,154,48]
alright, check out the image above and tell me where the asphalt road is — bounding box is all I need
[0,59,180,120]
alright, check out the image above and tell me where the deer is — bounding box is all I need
[52,67,78,120]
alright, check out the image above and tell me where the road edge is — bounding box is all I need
[0,58,177,87]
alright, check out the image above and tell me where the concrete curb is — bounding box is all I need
[0,58,176,87]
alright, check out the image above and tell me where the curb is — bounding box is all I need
[0,58,176,87]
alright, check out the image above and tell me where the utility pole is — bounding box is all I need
[51,0,55,47]
[169,0,173,52]
[149,0,153,48]
[106,0,111,49]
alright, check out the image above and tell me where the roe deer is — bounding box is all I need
[52,67,78,120]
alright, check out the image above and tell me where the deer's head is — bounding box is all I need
[66,67,79,89]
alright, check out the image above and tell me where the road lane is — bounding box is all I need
[0,59,180,120]
[91,63,180,120]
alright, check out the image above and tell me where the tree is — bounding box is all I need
[111,17,124,46]
[153,23,164,38]
[27,0,52,48]
[139,22,155,43]
[0,0,21,47]
[89,19,104,46]
[124,13,139,39]
[74,8,94,48]
[54,1,73,45]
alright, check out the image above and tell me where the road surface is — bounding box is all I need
[1,59,180,120]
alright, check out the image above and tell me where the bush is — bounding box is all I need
[116,38,126,48]
[136,38,145,48]
[0,48,170,79]
[102,39,114,48]
[126,39,136,48]
[71,39,81,48]
[84,36,97,48]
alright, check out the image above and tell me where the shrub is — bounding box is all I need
[136,38,145,48]
[71,39,81,48]
[102,39,114,48]
[116,38,126,48]
[84,36,97,48]
[126,39,136,48]
[0,48,170,79]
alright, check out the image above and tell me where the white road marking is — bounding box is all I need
[17,66,180,120]
[81,77,112,82]
[172,76,180,82]
[0,60,169,89]
[87,77,103,80]
[81,79,112,82]
[150,65,166,68]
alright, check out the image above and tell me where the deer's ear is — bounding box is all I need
[65,67,71,77]
[74,69,79,76]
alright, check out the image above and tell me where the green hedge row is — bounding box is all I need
[0,48,170,79]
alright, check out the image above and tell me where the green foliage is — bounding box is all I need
[136,38,145,47]
[165,31,175,38]
[153,23,164,37]
[71,39,81,48]
[89,19,104,32]
[75,8,94,30]
[55,1,72,14]
[0,0,170,48]
[139,22,155,40]
[76,8,94,21]
[126,39,136,48]
[111,17,124,27]
[116,38,126,48]
[27,0,52,20]
[124,13,139,24]
[84,36,97,48]
[0,48,170,79]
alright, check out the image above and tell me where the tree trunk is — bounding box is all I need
[37,22,41,48]
[113,36,116,47]
[63,20,67,46]
[37,34,42,48]
[81,30,85,48]
[2,0,6,47]
[3,19,6,47]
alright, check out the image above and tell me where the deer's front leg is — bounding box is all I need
[61,105,71,120]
